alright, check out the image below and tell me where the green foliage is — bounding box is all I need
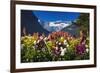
[21,32,90,62]
[75,13,89,36]
[68,38,80,50]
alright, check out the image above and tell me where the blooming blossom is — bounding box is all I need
[86,48,89,53]
[76,43,86,55]
[60,47,66,56]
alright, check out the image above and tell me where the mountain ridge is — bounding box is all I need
[21,10,49,36]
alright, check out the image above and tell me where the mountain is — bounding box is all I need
[39,20,72,32]
[21,10,49,36]
[61,22,80,37]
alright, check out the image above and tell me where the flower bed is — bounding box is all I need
[21,31,89,62]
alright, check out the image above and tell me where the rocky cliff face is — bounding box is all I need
[21,10,49,36]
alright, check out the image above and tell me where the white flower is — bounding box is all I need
[56,41,59,44]
[37,40,40,43]
[63,40,67,44]
[64,40,67,43]
[86,48,89,53]
[85,45,88,48]
[59,42,61,45]
[44,37,47,41]
[63,40,69,47]
[60,47,66,56]
[60,47,63,50]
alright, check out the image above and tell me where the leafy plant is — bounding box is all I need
[21,31,90,62]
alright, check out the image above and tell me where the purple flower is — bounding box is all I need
[53,47,61,56]
[76,43,86,55]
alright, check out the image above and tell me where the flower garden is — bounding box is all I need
[21,31,90,62]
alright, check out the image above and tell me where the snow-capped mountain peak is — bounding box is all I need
[39,20,72,32]
[48,21,71,32]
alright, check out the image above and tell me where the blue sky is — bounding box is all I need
[33,10,80,22]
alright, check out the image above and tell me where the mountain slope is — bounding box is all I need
[21,10,49,36]
[61,23,80,37]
